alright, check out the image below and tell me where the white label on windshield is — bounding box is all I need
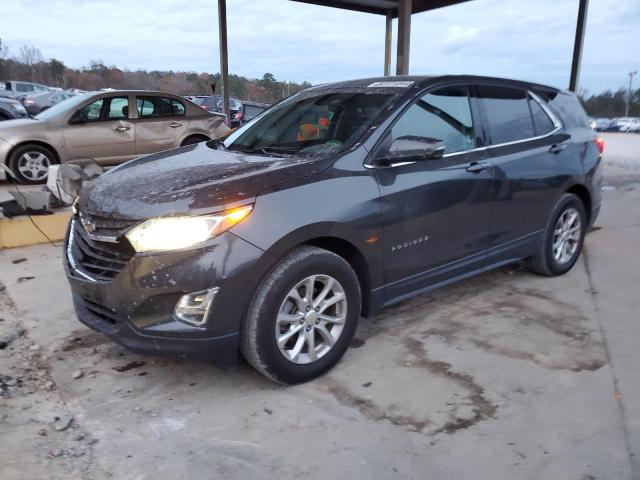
[367,81,414,88]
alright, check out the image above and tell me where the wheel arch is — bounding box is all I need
[565,183,592,224]
[6,140,61,165]
[180,134,210,146]
[299,236,373,317]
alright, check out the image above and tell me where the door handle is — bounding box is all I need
[115,125,130,132]
[169,122,183,128]
[549,141,569,154]
[465,161,489,173]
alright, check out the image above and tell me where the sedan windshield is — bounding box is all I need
[222,91,398,157]
[35,93,92,121]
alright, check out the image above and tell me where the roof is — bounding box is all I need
[308,75,562,93]
[289,0,472,17]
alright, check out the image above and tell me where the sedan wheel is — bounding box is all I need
[8,144,56,184]
[17,151,51,182]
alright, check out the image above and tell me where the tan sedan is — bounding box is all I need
[0,90,229,183]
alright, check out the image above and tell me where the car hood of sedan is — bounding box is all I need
[80,142,329,219]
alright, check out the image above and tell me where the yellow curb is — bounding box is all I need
[0,211,71,249]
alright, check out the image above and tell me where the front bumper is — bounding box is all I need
[64,220,273,365]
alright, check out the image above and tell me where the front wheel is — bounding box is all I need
[530,193,587,276]
[8,144,56,184]
[241,246,361,384]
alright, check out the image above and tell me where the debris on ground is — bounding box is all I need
[72,370,83,380]
[112,360,146,372]
[53,413,74,431]
[0,327,26,349]
[11,258,27,264]
[17,276,35,283]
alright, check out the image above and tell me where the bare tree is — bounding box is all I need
[0,38,9,59]
[18,45,43,66]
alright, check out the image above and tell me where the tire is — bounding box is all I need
[8,144,56,184]
[181,135,209,146]
[530,193,587,276]
[241,246,361,384]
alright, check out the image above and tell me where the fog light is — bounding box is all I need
[174,287,219,326]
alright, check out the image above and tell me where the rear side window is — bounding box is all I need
[136,96,185,118]
[542,91,589,128]
[389,85,475,154]
[528,96,555,135]
[476,86,535,145]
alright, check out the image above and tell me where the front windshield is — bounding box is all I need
[35,93,93,121]
[222,90,398,157]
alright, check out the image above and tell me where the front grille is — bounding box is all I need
[69,215,137,282]
[80,296,120,325]
[79,212,138,241]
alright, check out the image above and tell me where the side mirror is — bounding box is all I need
[375,135,445,166]
[69,112,86,125]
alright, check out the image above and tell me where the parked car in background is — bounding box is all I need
[606,117,640,132]
[22,91,75,115]
[0,96,29,121]
[193,95,244,127]
[594,117,612,131]
[64,75,602,383]
[1,80,51,98]
[0,90,229,183]
[239,101,271,124]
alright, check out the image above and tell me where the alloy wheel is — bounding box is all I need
[275,274,347,364]
[552,207,581,264]
[17,151,51,181]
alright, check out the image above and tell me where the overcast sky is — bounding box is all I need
[2,0,639,94]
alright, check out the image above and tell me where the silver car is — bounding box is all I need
[0,90,229,183]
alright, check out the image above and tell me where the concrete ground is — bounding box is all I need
[0,132,638,480]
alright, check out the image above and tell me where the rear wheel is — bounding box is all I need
[241,246,361,384]
[8,144,56,184]
[530,193,586,276]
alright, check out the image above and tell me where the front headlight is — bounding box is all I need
[125,205,252,253]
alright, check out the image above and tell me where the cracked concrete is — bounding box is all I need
[0,132,638,479]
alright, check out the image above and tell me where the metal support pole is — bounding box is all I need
[395,0,411,75]
[384,12,392,76]
[217,0,230,121]
[569,0,588,92]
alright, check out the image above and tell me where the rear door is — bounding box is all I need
[63,95,136,165]
[134,95,189,154]
[473,84,568,262]
[375,85,494,302]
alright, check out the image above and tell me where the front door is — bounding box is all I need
[63,95,135,165]
[134,96,188,155]
[374,85,494,303]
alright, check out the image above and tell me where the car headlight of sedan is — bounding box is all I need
[125,205,252,253]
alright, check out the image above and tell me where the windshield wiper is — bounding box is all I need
[231,146,295,156]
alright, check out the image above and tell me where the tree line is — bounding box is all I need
[0,40,311,104]
[0,40,638,115]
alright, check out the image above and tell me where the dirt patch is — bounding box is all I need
[319,378,432,433]
[403,337,497,435]
[60,330,110,352]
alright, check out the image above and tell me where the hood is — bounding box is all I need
[81,142,328,219]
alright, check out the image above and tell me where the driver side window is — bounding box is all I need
[389,86,474,155]
[75,99,104,123]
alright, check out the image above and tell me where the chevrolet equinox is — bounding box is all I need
[64,76,603,384]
